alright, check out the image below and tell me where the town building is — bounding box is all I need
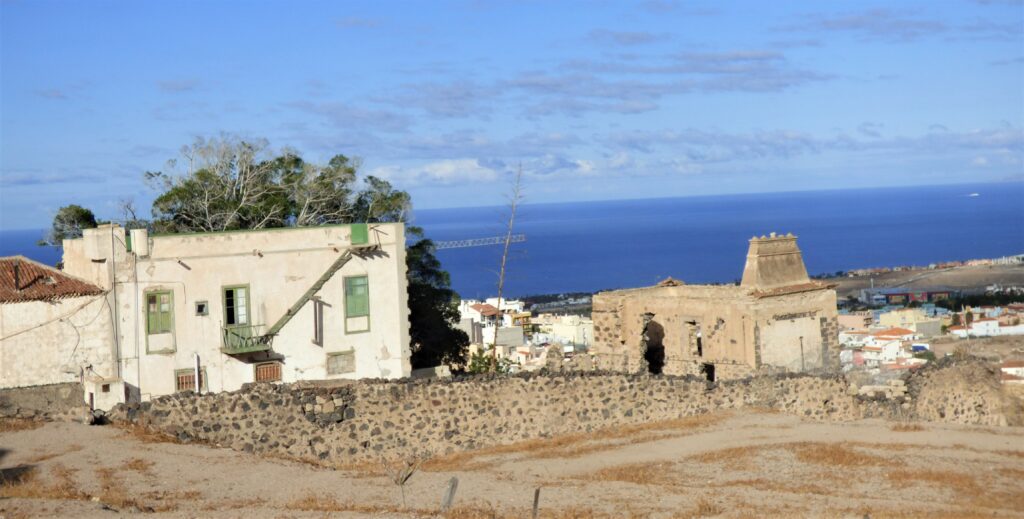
[590,233,839,381]
[8,222,412,407]
[858,287,957,306]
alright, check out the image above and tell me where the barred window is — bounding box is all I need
[174,368,207,392]
[254,362,282,383]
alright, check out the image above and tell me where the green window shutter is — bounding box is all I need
[351,224,368,245]
[146,291,173,334]
[345,276,369,317]
[147,294,158,334]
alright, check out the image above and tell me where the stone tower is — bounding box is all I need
[740,232,811,291]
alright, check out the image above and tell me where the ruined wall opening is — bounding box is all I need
[701,363,715,382]
[686,320,703,357]
[641,313,665,375]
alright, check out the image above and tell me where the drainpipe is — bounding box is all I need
[194,353,201,395]
[109,229,122,380]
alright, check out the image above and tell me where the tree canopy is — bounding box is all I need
[39,204,97,245]
[51,136,466,369]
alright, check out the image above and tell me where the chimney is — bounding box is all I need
[13,260,20,292]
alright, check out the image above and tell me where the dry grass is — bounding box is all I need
[691,445,760,470]
[788,442,896,468]
[891,423,926,432]
[116,422,182,444]
[200,496,268,511]
[287,492,413,513]
[717,477,831,496]
[0,464,88,501]
[587,461,677,486]
[423,412,728,472]
[886,468,981,496]
[123,457,155,474]
[0,419,43,433]
[691,497,724,517]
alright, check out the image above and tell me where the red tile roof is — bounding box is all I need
[1002,360,1024,369]
[0,256,104,303]
[872,327,915,337]
[470,303,501,317]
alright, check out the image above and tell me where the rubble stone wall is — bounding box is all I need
[108,358,1017,465]
[0,382,87,421]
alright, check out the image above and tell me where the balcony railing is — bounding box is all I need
[221,324,273,354]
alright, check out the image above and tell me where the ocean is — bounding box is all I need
[3,183,1022,299]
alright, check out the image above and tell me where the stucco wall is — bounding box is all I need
[0,296,115,390]
[109,358,1016,465]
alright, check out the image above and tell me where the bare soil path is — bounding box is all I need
[2,410,1023,518]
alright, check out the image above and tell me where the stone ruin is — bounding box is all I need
[589,233,840,380]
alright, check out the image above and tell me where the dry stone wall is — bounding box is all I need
[108,358,1018,465]
[0,382,88,421]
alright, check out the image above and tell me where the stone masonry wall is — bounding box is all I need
[0,382,88,421]
[108,358,1018,465]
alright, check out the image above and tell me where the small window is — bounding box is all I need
[195,301,208,316]
[146,291,174,334]
[312,299,324,346]
[326,351,355,375]
[254,362,282,382]
[224,286,250,326]
[174,368,208,392]
[101,384,110,393]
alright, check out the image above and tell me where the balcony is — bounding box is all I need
[221,324,273,354]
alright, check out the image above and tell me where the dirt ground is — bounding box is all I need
[930,334,1024,360]
[2,410,1023,518]
[828,264,1024,299]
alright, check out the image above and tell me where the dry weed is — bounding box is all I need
[788,442,896,468]
[717,477,831,496]
[0,464,88,500]
[891,423,925,432]
[0,419,42,433]
[587,461,676,486]
[287,492,415,513]
[424,412,728,472]
[690,445,759,470]
[116,422,181,444]
[200,495,268,510]
[691,497,723,517]
[886,468,981,496]
[123,457,155,474]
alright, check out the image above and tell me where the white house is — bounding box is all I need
[0,256,121,409]
[48,222,411,406]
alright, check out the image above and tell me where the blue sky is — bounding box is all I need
[1,0,1022,230]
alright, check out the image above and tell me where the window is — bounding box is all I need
[195,301,208,316]
[146,291,173,334]
[254,362,282,382]
[344,276,370,333]
[223,285,250,326]
[326,351,355,375]
[312,298,325,346]
[345,277,369,317]
[174,368,207,392]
